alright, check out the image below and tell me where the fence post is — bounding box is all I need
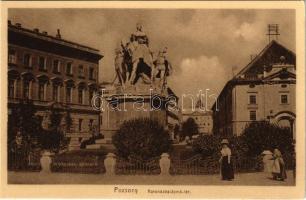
[40,151,52,173]
[159,153,170,176]
[104,153,116,175]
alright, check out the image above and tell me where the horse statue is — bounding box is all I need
[114,23,172,91]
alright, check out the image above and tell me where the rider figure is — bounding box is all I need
[128,23,153,85]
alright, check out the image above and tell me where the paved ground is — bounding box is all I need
[8,170,295,185]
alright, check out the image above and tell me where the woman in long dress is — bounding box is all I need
[219,139,234,181]
[271,148,287,181]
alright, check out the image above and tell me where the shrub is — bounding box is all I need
[112,118,171,160]
[192,134,249,159]
[192,134,221,158]
[39,129,64,152]
[241,121,294,156]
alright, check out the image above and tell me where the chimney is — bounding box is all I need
[42,31,48,35]
[33,28,39,33]
[56,29,61,39]
[15,23,22,28]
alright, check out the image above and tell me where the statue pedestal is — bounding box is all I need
[104,153,116,176]
[101,85,168,142]
[159,153,170,176]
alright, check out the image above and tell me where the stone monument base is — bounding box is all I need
[100,84,168,143]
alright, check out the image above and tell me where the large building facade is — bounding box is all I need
[181,109,213,135]
[8,21,103,138]
[212,40,296,137]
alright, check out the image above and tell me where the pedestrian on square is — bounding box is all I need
[10,131,28,170]
[271,148,287,181]
[219,139,234,181]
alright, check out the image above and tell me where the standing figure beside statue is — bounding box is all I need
[114,47,127,87]
[153,47,172,89]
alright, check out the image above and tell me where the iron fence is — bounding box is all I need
[170,155,219,175]
[8,148,41,171]
[51,154,105,174]
[170,154,261,175]
[115,156,161,175]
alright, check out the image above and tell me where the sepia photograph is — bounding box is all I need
[0,1,305,199]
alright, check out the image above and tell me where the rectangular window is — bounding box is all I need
[23,53,31,67]
[281,94,288,104]
[250,110,256,121]
[78,65,84,78]
[53,60,60,73]
[89,67,94,80]
[8,49,17,64]
[38,83,45,101]
[23,81,30,99]
[89,90,94,104]
[39,56,46,71]
[66,87,72,103]
[89,119,94,131]
[249,95,256,104]
[78,88,83,104]
[79,119,83,132]
[66,62,72,75]
[53,85,59,102]
[8,79,14,98]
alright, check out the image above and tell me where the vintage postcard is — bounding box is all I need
[0,1,305,199]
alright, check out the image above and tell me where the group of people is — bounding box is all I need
[9,131,30,170]
[219,139,287,181]
[114,23,172,90]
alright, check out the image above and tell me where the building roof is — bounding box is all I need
[8,20,103,58]
[182,109,212,116]
[212,40,296,110]
[235,40,295,78]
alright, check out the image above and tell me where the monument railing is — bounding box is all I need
[170,154,261,175]
[170,154,220,175]
[8,148,41,171]
[51,153,106,174]
[115,156,161,175]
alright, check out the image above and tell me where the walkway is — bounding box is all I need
[8,171,294,185]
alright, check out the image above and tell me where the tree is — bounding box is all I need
[241,121,294,156]
[112,118,171,160]
[181,117,199,139]
[40,107,64,152]
[174,124,180,138]
[8,99,41,142]
[65,110,73,132]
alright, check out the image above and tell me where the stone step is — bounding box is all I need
[68,145,81,151]
[95,138,112,144]
[86,144,102,149]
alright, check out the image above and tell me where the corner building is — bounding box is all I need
[212,40,296,138]
[7,21,103,138]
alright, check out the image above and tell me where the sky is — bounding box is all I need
[8,9,295,108]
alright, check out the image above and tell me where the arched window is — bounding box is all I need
[78,82,87,105]
[51,77,63,102]
[65,79,75,103]
[8,70,20,98]
[21,72,35,99]
[37,75,49,101]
